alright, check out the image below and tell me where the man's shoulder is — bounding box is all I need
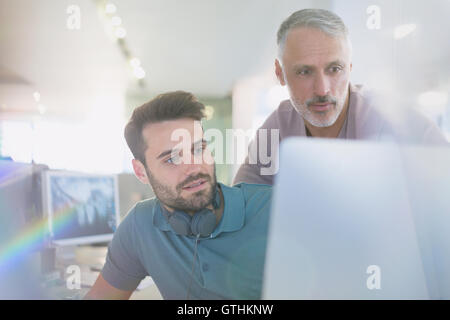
[349,84,448,145]
[231,183,272,207]
[120,197,158,228]
[230,183,272,230]
[231,182,272,193]
[134,196,159,210]
[348,84,398,139]
[349,84,378,108]
[275,99,298,118]
[260,99,298,128]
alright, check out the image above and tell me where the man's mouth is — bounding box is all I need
[182,179,207,191]
[309,102,333,112]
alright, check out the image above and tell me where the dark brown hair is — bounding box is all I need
[124,91,205,164]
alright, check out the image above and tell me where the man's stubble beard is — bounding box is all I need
[145,166,217,213]
[290,93,346,128]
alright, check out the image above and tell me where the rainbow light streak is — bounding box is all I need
[0,204,77,273]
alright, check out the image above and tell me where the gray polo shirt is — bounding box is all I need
[101,182,272,299]
[233,84,448,185]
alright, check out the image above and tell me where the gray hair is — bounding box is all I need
[277,9,350,57]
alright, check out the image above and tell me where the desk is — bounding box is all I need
[46,245,162,300]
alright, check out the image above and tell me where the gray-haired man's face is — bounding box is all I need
[276,27,352,128]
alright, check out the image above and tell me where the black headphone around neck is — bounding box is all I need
[160,186,221,237]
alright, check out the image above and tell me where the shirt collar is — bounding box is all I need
[152,182,245,238]
[345,82,358,139]
[336,82,355,138]
[210,183,245,238]
[152,201,171,232]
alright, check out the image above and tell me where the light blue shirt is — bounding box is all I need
[101,182,272,299]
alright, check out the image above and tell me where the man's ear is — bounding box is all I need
[275,59,286,86]
[132,159,150,185]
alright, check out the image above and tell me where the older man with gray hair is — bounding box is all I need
[233,8,447,185]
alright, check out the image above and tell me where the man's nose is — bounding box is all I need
[313,72,330,97]
[181,154,203,176]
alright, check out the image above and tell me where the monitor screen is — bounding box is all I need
[0,161,48,246]
[43,170,120,246]
[1,161,35,230]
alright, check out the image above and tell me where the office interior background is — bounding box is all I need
[0,0,449,299]
[1,0,450,182]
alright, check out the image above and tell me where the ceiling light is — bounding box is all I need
[394,24,417,39]
[133,67,146,79]
[33,92,41,102]
[129,58,141,68]
[38,104,47,115]
[115,27,127,39]
[105,3,117,14]
[111,16,122,26]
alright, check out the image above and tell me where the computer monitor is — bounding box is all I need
[0,161,49,298]
[42,170,120,247]
[263,138,450,299]
[0,160,48,252]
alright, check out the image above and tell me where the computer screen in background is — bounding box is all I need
[0,160,49,299]
[42,170,120,248]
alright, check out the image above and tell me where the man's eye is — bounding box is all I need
[296,69,310,76]
[329,66,342,73]
[193,144,205,155]
[166,155,180,164]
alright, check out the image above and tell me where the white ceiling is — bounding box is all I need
[0,0,129,120]
[0,0,317,119]
[0,0,448,120]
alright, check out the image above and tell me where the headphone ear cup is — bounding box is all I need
[191,209,217,237]
[168,211,192,236]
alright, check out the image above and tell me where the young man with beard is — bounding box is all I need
[85,91,272,300]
